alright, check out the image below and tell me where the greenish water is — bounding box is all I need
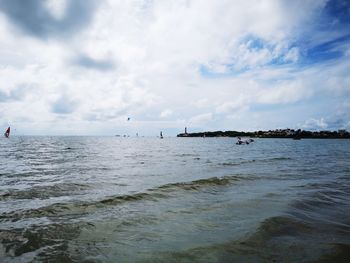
[0,137,349,262]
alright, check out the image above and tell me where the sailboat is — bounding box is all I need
[160,131,163,139]
[4,127,10,138]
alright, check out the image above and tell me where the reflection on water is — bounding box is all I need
[0,137,349,262]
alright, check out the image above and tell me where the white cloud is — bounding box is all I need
[160,109,172,118]
[0,0,348,134]
[189,113,213,126]
[216,99,249,114]
[45,0,68,19]
[302,118,328,130]
[283,47,300,63]
[193,98,209,108]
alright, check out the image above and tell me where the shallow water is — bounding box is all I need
[0,137,349,262]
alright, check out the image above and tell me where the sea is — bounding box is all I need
[0,137,349,262]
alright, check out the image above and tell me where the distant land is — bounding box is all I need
[177,129,350,139]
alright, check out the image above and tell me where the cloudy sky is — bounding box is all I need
[0,0,349,135]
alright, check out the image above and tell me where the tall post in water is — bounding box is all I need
[185,127,187,134]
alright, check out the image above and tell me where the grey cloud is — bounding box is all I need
[0,91,9,102]
[302,116,350,131]
[327,118,350,130]
[84,109,128,121]
[73,54,116,71]
[52,95,78,114]
[0,0,99,39]
[0,84,31,102]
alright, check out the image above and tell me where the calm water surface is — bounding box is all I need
[0,137,349,262]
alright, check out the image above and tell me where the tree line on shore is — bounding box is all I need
[177,129,350,139]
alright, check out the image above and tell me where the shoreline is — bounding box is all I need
[177,129,350,139]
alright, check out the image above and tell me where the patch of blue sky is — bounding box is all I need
[199,56,297,79]
[200,34,300,78]
[243,35,268,50]
[243,36,296,66]
[297,34,350,65]
[200,35,274,77]
[321,0,350,29]
[268,32,350,68]
[268,52,297,66]
[200,20,349,79]
[269,36,350,68]
[293,0,350,66]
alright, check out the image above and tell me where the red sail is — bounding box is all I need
[4,127,10,138]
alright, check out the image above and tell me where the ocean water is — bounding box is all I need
[0,137,349,262]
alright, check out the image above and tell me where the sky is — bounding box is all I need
[0,0,349,136]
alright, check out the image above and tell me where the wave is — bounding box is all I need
[0,175,254,220]
[218,157,292,167]
[156,176,242,191]
[99,215,318,263]
[253,215,313,238]
[0,183,90,200]
[173,153,200,157]
[0,222,93,262]
[0,210,336,262]
[268,157,292,161]
[124,214,345,263]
